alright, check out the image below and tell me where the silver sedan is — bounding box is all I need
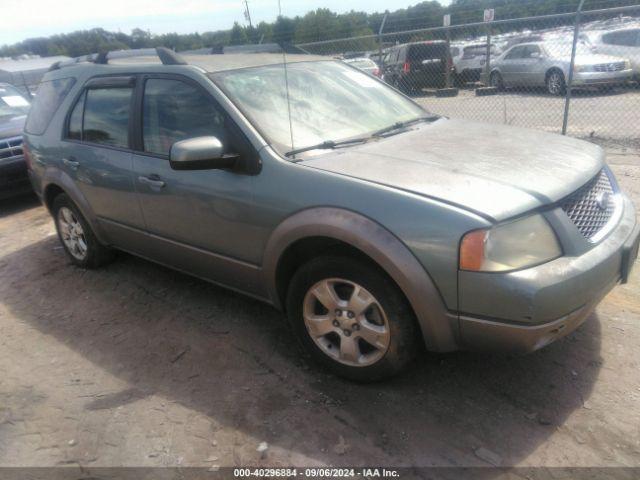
[489,41,633,95]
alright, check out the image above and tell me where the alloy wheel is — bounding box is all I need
[547,72,563,95]
[302,278,391,367]
[57,207,88,260]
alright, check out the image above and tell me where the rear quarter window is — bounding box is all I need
[25,77,76,135]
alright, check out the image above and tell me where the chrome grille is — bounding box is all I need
[0,136,23,161]
[561,169,615,240]
[593,62,626,72]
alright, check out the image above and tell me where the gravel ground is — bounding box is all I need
[0,148,638,475]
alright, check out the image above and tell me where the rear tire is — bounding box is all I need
[286,255,419,382]
[489,71,504,91]
[52,193,114,268]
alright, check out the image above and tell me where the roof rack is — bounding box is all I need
[49,47,186,71]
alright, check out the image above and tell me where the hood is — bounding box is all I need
[573,53,628,65]
[301,118,604,221]
[0,114,26,140]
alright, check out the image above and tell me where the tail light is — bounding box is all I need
[22,139,32,170]
[403,62,411,74]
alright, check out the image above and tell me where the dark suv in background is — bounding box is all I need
[382,41,451,92]
[0,83,30,199]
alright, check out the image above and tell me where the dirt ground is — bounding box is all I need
[0,148,639,475]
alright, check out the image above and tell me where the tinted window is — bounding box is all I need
[463,45,496,58]
[83,87,132,147]
[408,43,447,61]
[505,46,526,59]
[602,29,639,47]
[25,77,75,135]
[67,91,85,140]
[143,79,227,156]
[524,45,542,58]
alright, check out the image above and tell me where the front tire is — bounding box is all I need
[52,193,114,268]
[546,69,566,96]
[286,256,419,382]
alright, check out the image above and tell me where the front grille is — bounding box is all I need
[593,62,626,72]
[0,136,23,161]
[561,169,616,240]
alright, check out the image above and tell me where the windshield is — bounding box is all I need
[344,58,377,69]
[544,42,594,57]
[211,60,426,155]
[0,84,30,118]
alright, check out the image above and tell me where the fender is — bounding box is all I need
[262,207,459,352]
[41,167,110,246]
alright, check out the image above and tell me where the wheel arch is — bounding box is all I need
[262,207,458,352]
[545,66,565,81]
[41,171,109,245]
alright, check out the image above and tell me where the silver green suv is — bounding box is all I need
[24,48,639,381]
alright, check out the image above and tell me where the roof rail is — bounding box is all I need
[48,47,187,71]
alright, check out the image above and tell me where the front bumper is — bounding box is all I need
[573,68,634,85]
[457,194,638,353]
[0,155,31,199]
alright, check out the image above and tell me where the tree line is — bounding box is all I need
[1,0,637,58]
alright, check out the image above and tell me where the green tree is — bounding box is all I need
[229,22,248,45]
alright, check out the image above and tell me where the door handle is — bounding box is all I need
[63,157,80,171]
[138,175,166,191]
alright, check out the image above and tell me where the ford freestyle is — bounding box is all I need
[24,48,639,381]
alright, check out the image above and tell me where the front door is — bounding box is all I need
[131,75,262,295]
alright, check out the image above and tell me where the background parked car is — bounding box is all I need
[583,28,640,80]
[490,41,633,95]
[343,57,381,77]
[382,41,451,92]
[451,43,500,84]
[0,83,30,199]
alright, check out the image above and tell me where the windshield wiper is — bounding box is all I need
[285,137,368,158]
[371,115,440,138]
[284,115,440,158]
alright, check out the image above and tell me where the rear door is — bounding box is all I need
[62,76,146,246]
[499,45,527,85]
[520,45,545,86]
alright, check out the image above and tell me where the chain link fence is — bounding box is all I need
[296,4,640,150]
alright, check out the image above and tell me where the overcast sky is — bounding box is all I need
[1,0,450,46]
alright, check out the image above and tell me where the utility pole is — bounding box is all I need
[243,0,253,29]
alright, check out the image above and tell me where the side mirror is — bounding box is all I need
[169,136,239,171]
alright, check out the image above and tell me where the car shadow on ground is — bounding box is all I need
[0,230,604,469]
[0,193,40,218]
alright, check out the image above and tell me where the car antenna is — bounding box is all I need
[278,0,296,160]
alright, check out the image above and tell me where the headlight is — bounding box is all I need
[459,214,562,272]
[574,64,591,73]
[624,60,631,70]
